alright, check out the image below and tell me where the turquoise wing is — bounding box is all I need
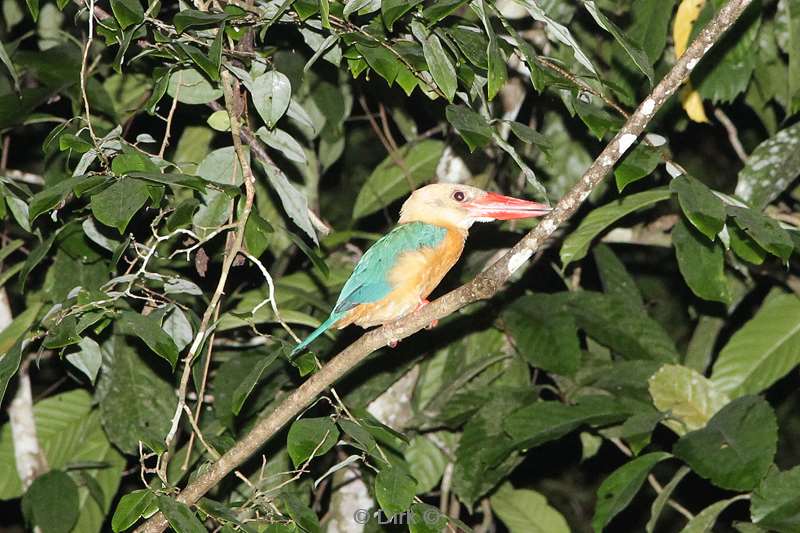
[332,222,447,314]
[290,222,446,357]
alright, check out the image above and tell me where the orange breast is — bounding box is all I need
[337,227,465,329]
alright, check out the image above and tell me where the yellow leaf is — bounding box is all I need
[673,0,708,122]
[673,0,706,57]
[682,86,709,122]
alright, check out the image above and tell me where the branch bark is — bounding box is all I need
[134,1,753,530]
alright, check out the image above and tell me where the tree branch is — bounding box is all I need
[134,1,753,530]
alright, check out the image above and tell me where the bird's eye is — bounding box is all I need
[453,190,466,202]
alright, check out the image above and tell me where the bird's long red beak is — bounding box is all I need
[465,192,552,220]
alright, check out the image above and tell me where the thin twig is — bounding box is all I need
[159,70,257,476]
[713,107,748,162]
[357,95,415,192]
[159,71,181,158]
[79,0,107,167]
[134,2,754,530]
[181,306,219,472]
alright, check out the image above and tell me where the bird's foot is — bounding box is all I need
[388,338,399,348]
[415,299,438,330]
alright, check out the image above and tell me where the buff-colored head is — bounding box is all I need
[398,184,551,230]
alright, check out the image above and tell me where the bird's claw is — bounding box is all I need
[387,338,399,348]
[424,318,438,330]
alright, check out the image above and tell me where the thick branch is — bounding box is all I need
[135,1,753,530]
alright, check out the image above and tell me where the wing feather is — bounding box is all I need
[332,222,446,314]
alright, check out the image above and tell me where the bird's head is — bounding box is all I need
[398,184,551,230]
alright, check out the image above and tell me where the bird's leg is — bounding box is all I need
[415,298,438,330]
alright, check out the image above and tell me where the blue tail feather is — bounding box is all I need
[290,314,341,357]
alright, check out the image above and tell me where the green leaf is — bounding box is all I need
[615,142,661,191]
[445,104,493,152]
[19,231,57,290]
[727,206,794,260]
[503,294,580,376]
[507,121,552,152]
[0,392,125,531]
[167,68,223,105]
[339,419,378,456]
[231,350,280,415]
[287,417,339,467]
[680,497,748,533]
[782,0,800,115]
[670,174,726,239]
[25,0,38,21]
[728,224,767,264]
[23,470,79,533]
[252,71,291,129]
[672,218,730,304]
[0,341,23,405]
[648,363,730,436]
[0,41,21,91]
[356,43,401,85]
[375,466,416,516]
[751,465,800,532]
[568,291,680,362]
[421,33,457,101]
[117,311,179,367]
[673,395,777,491]
[381,0,422,30]
[453,388,532,505]
[647,466,690,533]
[446,26,488,69]
[90,178,149,234]
[560,188,672,266]
[43,316,80,349]
[474,0,506,100]
[0,302,39,356]
[736,122,800,209]
[405,435,447,493]
[110,0,143,29]
[173,9,229,33]
[408,503,449,533]
[593,244,645,309]
[592,452,672,533]
[97,336,177,452]
[627,0,677,65]
[491,482,570,533]
[512,0,598,76]
[157,496,206,533]
[422,0,468,23]
[28,175,107,223]
[693,0,761,103]
[319,0,329,28]
[575,98,624,139]
[711,292,800,398]
[352,139,444,219]
[65,336,103,384]
[112,489,156,532]
[256,126,307,164]
[584,0,653,85]
[177,43,220,82]
[257,159,318,245]
[504,396,630,450]
[281,492,321,533]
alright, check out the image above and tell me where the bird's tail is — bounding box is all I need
[290,313,341,358]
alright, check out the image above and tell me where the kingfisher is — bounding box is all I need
[291,184,551,356]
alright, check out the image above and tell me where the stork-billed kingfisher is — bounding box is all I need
[291,184,551,355]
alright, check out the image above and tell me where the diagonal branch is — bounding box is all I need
[134,1,753,530]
